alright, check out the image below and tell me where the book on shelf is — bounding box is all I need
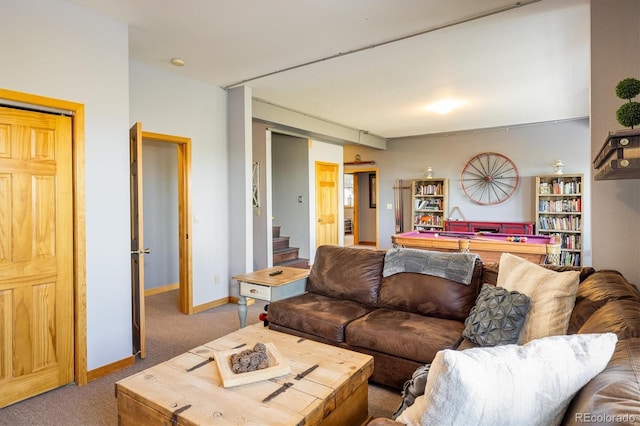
[415,199,443,210]
[548,179,581,195]
[415,183,443,196]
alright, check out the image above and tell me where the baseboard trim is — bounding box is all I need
[193,297,234,313]
[87,355,135,383]
[144,282,179,297]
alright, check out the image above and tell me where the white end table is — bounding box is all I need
[232,266,310,327]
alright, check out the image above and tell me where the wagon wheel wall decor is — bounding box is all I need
[461,152,519,205]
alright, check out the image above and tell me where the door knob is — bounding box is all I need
[130,248,151,255]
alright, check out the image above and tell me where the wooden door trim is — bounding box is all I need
[141,131,193,314]
[0,88,87,385]
[344,167,379,249]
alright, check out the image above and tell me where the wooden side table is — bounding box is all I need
[232,266,310,327]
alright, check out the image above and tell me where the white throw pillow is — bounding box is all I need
[497,252,580,344]
[395,333,618,426]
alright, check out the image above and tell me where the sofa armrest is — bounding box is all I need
[562,338,640,425]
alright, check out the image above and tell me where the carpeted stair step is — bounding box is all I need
[273,247,299,264]
[275,258,310,269]
[273,236,290,250]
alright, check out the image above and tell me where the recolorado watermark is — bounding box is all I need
[575,412,636,423]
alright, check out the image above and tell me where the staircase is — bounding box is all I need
[273,226,309,269]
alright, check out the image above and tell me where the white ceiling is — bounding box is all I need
[69,0,590,139]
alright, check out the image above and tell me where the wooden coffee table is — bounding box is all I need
[116,323,374,425]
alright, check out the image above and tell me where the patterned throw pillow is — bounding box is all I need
[463,284,530,346]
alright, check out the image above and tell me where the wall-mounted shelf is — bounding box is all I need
[594,129,640,180]
[344,160,376,166]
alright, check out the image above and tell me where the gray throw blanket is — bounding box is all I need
[383,248,479,285]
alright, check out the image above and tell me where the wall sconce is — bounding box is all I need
[552,160,565,175]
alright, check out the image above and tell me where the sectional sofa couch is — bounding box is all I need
[267,244,640,424]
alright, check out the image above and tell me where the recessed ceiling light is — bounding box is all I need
[170,58,185,67]
[425,99,465,114]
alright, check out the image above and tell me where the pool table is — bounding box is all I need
[391,230,561,265]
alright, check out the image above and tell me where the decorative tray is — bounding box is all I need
[214,342,290,388]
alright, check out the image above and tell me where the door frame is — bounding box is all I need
[344,167,379,248]
[0,88,88,385]
[140,130,193,314]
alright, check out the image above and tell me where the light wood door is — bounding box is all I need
[129,123,146,358]
[0,107,74,407]
[315,162,339,247]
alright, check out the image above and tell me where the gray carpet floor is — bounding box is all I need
[0,290,401,425]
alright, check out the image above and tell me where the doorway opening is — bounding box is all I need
[344,168,378,249]
[129,123,192,360]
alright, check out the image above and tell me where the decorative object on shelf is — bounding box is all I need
[344,153,375,166]
[552,160,565,175]
[615,77,640,129]
[425,166,433,178]
[461,152,519,206]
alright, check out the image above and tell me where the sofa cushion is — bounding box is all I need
[578,299,640,339]
[345,308,465,363]
[377,258,483,321]
[396,333,618,426]
[568,270,640,334]
[562,338,640,425]
[482,262,595,287]
[462,284,530,347]
[307,245,386,306]
[267,292,374,343]
[497,253,580,344]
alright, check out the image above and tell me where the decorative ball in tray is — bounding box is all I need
[215,342,290,388]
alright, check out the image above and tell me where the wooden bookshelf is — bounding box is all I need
[535,174,583,266]
[412,178,448,231]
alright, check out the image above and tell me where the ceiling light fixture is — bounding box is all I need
[170,58,185,67]
[425,99,465,115]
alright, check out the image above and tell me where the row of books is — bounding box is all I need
[414,214,444,226]
[538,216,582,231]
[556,252,581,267]
[539,180,581,195]
[557,234,581,250]
[415,183,444,196]
[415,199,443,210]
[538,199,581,213]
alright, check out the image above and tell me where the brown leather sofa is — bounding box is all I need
[268,245,485,389]
[268,245,640,424]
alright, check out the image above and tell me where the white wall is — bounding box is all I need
[272,133,311,260]
[129,61,229,306]
[356,172,377,243]
[590,0,640,284]
[0,1,132,369]
[142,141,179,289]
[252,122,271,270]
[344,119,592,263]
